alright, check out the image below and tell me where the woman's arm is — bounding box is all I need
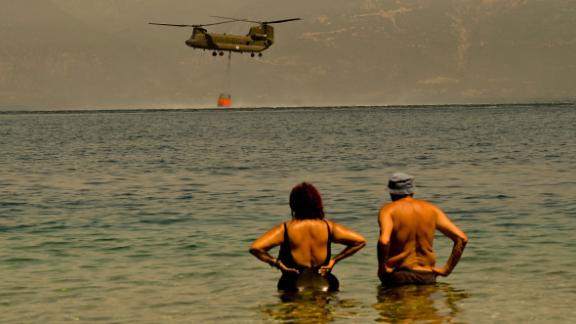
[319,221,366,275]
[249,223,299,274]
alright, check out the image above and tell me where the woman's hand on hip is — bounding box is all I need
[319,259,336,276]
[276,261,299,274]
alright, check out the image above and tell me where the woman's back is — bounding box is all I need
[282,219,332,269]
[249,182,366,292]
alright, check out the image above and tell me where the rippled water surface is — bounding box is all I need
[1,104,575,323]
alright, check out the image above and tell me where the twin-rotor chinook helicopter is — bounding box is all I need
[149,16,301,57]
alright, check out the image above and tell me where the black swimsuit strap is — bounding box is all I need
[323,220,332,265]
[278,222,299,270]
[283,222,288,241]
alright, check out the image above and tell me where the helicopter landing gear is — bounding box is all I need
[219,51,224,56]
[212,51,217,56]
[258,53,263,57]
[250,53,255,57]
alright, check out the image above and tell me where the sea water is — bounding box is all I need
[0,104,575,323]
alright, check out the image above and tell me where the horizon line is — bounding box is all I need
[1,100,574,115]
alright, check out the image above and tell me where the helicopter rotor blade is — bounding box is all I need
[149,22,196,28]
[263,18,301,24]
[210,16,301,25]
[199,20,239,27]
[148,20,237,28]
[210,16,260,24]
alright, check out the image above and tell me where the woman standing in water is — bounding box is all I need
[249,182,366,291]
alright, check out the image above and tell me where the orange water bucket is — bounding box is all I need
[217,94,232,108]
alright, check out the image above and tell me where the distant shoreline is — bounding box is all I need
[1,101,574,115]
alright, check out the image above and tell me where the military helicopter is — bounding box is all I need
[149,16,301,57]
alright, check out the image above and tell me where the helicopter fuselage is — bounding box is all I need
[185,26,273,53]
[149,17,299,56]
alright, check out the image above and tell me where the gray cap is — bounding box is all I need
[388,172,415,195]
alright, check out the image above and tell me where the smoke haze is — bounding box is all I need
[1,0,575,109]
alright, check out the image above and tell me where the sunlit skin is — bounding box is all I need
[377,195,468,281]
[250,219,366,276]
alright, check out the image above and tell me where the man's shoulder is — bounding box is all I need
[412,197,435,205]
[383,197,441,210]
[379,201,398,212]
[411,198,443,210]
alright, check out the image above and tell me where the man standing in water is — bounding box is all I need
[377,173,468,286]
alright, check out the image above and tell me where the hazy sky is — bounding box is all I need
[1,0,575,109]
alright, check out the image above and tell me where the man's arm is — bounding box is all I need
[377,206,394,279]
[319,222,366,275]
[434,208,468,276]
[249,224,298,274]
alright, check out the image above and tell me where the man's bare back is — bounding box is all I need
[378,173,468,286]
[379,197,437,272]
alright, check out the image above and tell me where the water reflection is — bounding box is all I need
[373,283,470,323]
[260,290,359,323]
